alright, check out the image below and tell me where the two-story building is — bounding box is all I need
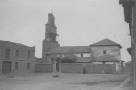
[0,40,35,74]
[90,39,123,72]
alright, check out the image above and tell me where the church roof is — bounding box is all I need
[47,46,91,54]
[90,39,122,48]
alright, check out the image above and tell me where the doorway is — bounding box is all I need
[2,61,12,73]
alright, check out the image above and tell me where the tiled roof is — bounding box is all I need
[90,39,122,48]
[47,46,91,54]
[0,40,33,48]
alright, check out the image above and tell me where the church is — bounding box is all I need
[40,13,124,73]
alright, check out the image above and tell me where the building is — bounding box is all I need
[90,39,123,72]
[0,40,35,74]
[42,13,60,63]
[90,39,122,59]
[119,0,136,88]
[41,13,124,73]
[47,46,92,62]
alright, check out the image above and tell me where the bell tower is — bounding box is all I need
[42,13,60,62]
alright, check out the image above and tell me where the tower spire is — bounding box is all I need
[47,13,55,25]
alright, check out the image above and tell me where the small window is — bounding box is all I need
[74,54,81,57]
[5,48,11,59]
[103,50,107,54]
[27,50,31,58]
[15,49,19,57]
[81,53,83,57]
[83,53,91,57]
[27,63,30,69]
[15,62,19,70]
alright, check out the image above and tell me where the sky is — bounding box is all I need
[0,0,131,61]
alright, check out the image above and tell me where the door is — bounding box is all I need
[2,61,12,73]
[56,62,59,72]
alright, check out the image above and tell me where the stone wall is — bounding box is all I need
[85,63,116,74]
[58,63,117,74]
[91,46,121,60]
[60,63,83,73]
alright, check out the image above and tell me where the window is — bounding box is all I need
[15,49,19,57]
[74,54,81,57]
[27,63,30,69]
[103,50,107,54]
[27,50,31,58]
[5,48,11,59]
[15,62,19,70]
[81,53,83,57]
[0,48,2,57]
[83,53,91,57]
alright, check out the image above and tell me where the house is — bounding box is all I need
[0,40,35,74]
[90,39,123,72]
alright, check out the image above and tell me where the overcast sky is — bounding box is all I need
[0,0,131,61]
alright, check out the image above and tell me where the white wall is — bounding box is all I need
[91,46,121,60]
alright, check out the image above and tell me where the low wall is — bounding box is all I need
[86,64,116,74]
[35,64,53,73]
[35,63,117,74]
[60,63,116,74]
[60,63,83,73]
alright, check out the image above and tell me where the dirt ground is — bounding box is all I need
[0,73,130,90]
